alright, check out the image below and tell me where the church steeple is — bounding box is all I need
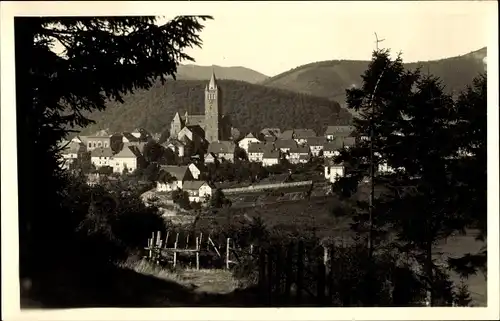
[208,69,218,90]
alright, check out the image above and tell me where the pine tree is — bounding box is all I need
[16,16,212,279]
[333,49,482,306]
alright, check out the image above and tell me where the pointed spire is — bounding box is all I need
[208,68,217,90]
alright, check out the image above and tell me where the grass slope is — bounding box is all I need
[262,47,487,107]
[78,79,352,135]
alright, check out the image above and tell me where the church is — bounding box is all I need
[169,72,231,143]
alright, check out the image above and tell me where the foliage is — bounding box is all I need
[172,189,192,210]
[200,161,270,184]
[210,189,232,209]
[77,79,352,136]
[16,15,211,279]
[262,47,486,106]
[332,49,486,305]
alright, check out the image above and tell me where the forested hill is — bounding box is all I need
[78,79,352,135]
[261,47,487,106]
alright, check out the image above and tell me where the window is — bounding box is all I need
[88,142,92,148]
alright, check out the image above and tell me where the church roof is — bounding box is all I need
[208,71,218,90]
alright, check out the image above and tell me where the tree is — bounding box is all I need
[334,49,481,306]
[172,189,191,210]
[210,188,231,209]
[16,16,212,280]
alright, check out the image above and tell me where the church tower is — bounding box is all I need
[204,71,222,142]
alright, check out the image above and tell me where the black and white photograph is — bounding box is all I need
[1,1,498,319]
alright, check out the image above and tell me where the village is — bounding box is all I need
[58,73,394,212]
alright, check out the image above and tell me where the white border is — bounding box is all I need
[1,1,498,320]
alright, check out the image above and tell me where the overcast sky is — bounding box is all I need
[15,1,495,77]
[168,1,494,76]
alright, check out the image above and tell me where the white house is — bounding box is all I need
[182,180,213,203]
[207,141,236,163]
[165,139,186,157]
[238,133,261,153]
[204,152,216,164]
[188,163,201,179]
[324,158,345,183]
[90,147,113,168]
[247,142,274,163]
[112,144,141,173]
[274,139,297,154]
[156,165,193,192]
[288,146,310,164]
[324,125,355,142]
[306,137,326,156]
[262,150,280,167]
[58,140,86,170]
[323,141,342,159]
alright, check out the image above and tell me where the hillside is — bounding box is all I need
[77,79,352,136]
[172,64,269,83]
[261,47,487,107]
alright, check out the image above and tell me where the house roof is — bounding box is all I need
[306,136,326,146]
[263,150,280,159]
[290,146,310,154]
[186,125,206,140]
[260,128,281,137]
[293,128,316,139]
[325,125,355,136]
[59,140,85,154]
[248,142,274,153]
[114,145,141,158]
[274,139,297,149]
[342,136,356,147]
[183,180,210,191]
[323,141,344,152]
[166,138,185,147]
[207,141,236,154]
[280,130,294,140]
[263,135,277,142]
[90,147,113,157]
[159,165,190,181]
[185,115,205,127]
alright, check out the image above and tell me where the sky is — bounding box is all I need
[8,1,496,77]
[160,1,494,77]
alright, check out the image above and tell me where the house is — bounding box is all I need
[112,144,142,173]
[323,141,344,159]
[90,147,113,168]
[58,140,86,170]
[293,129,317,145]
[165,138,186,157]
[306,137,327,156]
[262,150,280,167]
[238,133,262,153]
[207,141,236,163]
[298,154,310,164]
[274,139,297,154]
[182,180,213,203]
[247,142,274,162]
[288,146,310,164]
[156,165,194,192]
[188,163,201,179]
[341,136,356,149]
[324,125,355,141]
[81,132,123,151]
[324,158,345,183]
[204,152,217,164]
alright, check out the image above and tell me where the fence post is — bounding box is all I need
[195,237,200,270]
[296,241,304,305]
[173,241,178,268]
[226,238,230,269]
[186,234,190,249]
[165,231,170,248]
